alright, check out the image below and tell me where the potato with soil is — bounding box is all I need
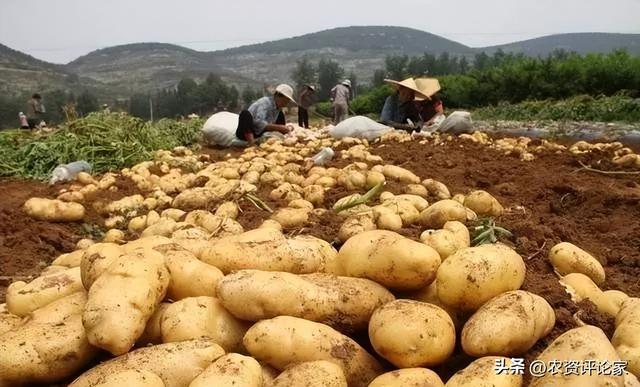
[201,228,337,274]
[338,214,377,242]
[369,368,444,387]
[333,230,440,290]
[0,292,97,386]
[52,249,86,268]
[83,248,170,355]
[244,316,383,387]
[271,361,348,387]
[189,353,262,387]
[69,340,225,387]
[422,179,451,200]
[381,165,421,184]
[437,244,526,311]
[23,197,85,222]
[369,300,455,368]
[445,356,523,387]
[0,304,22,335]
[80,242,126,290]
[461,290,555,357]
[612,298,640,378]
[217,270,394,331]
[443,220,471,248]
[463,190,504,217]
[530,325,624,386]
[419,199,467,229]
[6,266,84,316]
[160,296,248,353]
[559,273,619,317]
[420,229,459,260]
[270,207,310,229]
[549,242,605,286]
[88,370,165,387]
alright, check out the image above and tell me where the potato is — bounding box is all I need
[366,171,386,189]
[189,353,262,387]
[128,215,148,233]
[270,182,303,201]
[123,236,173,252]
[104,194,145,215]
[172,185,237,211]
[461,291,555,357]
[333,230,440,291]
[339,171,367,190]
[373,205,403,231]
[103,229,125,243]
[369,368,444,387]
[420,229,459,260]
[549,242,605,286]
[382,165,420,184]
[463,190,504,217]
[289,198,314,211]
[76,238,95,250]
[0,303,22,336]
[612,298,640,377]
[244,316,383,387]
[452,193,465,204]
[161,208,186,221]
[215,201,239,219]
[437,244,526,311]
[380,199,420,225]
[419,200,467,229]
[76,171,95,185]
[51,249,85,268]
[369,300,455,368]
[91,370,165,387]
[146,210,161,226]
[443,220,471,248]
[270,207,310,229]
[422,178,451,200]
[338,214,377,242]
[272,361,348,387]
[57,190,85,203]
[217,270,394,331]
[303,185,325,206]
[0,292,97,385]
[6,266,83,316]
[83,249,170,355]
[445,356,522,387]
[80,242,126,290]
[138,302,171,345]
[259,219,283,231]
[142,218,179,237]
[69,340,225,387]
[389,194,430,211]
[242,170,261,184]
[23,198,85,222]
[201,228,337,274]
[559,273,619,316]
[316,176,337,188]
[530,325,624,386]
[605,290,630,310]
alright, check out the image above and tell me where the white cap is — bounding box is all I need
[342,79,352,87]
[275,84,297,105]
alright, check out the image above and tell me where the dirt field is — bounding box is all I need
[1,134,639,385]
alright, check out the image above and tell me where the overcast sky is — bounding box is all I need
[1,0,639,64]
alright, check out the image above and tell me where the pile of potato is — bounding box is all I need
[6,133,640,386]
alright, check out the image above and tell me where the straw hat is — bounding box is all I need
[384,78,428,99]
[342,79,352,87]
[413,78,441,101]
[275,84,297,105]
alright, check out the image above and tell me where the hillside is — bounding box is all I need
[484,33,640,56]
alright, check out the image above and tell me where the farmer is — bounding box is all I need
[25,93,45,129]
[330,79,351,124]
[379,78,427,133]
[235,83,296,145]
[414,78,445,128]
[297,84,316,128]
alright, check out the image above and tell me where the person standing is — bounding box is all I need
[330,79,351,124]
[297,85,316,128]
[26,93,45,129]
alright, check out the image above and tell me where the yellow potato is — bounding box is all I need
[422,178,451,200]
[80,242,126,290]
[215,201,239,219]
[612,298,640,377]
[463,190,504,217]
[405,184,429,197]
[382,165,420,184]
[272,361,348,387]
[138,302,171,346]
[189,353,262,387]
[605,290,630,311]
[419,200,467,229]
[366,171,386,189]
[369,368,444,387]
[369,300,455,368]
[373,205,403,231]
[90,370,165,387]
[420,229,459,260]
[244,316,383,387]
[103,229,125,243]
[437,244,526,311]
[270,207,310,229]
[338,214,377,242]
[549,242,605,286]
[23,198,85,222]
[51,249,85,268]
[445,356,523,387]
[559,273,619,317]
[443,220,471,248]
[461,291,555,357]
[303,185,325,206]
[0,303,22,335]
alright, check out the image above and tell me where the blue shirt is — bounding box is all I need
[380,94,421,126]
[248,96,280,135]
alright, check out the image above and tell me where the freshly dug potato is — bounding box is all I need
[445,356,522,387]
[51,249,85,268]
[559,273,619,316]
[420,229,459,260]
[405,184,429,197]
[369,300,455,368]
[123,235,173,252]
[217,270,394,331]
[443,221,470,249]
[612,298,640,377]
[161,208,186,221]
[419,200,467,229]
[103,229,125,243]
[272,361,348,387]
[161,296,248,352]
[373,205,403,231]
[90,370,165,387]
[154,244,224,300]
[215,201,239,219]
[189,353,262,387]
[382,165,420,184]
[463,190,504,217]
[172,185,237,211]
[461,291,555,357]
[549,242,605,286]
[0,303,22,335]
[366,171,386,189]
[389,194,430,211]
[83,249,170,355]
[80,242,126,290]
[201,228,337,274]
[6,266,83,316]
[369,368,444,387]
[338,214,376,242]
[141,218,179,237]
[333,230,440,291]
[244,316,383,387]
[380,199,420,225]
[23,198,85,222]
[76,238,95,250]
[270,207,310,229]
[138,302,171,345]
[259,219,283,231]
[0,292,97,385]
[530,325,624,386]
[606,290,630,311]
[303,185,325,206]
[69,340,225,387]
[437,244,526,311]
[422,179,451,200]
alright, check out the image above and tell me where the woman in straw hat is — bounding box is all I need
[330,79,352,124]
[414,78,445,127]
[379,78,428,132]
[235,84,296,145]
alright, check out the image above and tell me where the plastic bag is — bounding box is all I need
[201,112,239,147]
[329,116,392,140]
[50,161,91,185]
[437,111,473,134]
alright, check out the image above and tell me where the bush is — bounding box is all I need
[351,85,393,116]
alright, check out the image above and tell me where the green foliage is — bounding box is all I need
[76,90,100,116]
[0,112,203,179]
[317,59,344,100]
[291,58,317,91]
[314,102,333,118]
[350,85,393,116]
